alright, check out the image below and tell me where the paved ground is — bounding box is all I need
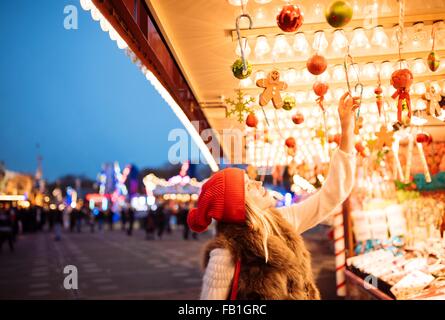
[0,224,338,300]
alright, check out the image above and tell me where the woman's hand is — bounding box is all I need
[338,92,360,154]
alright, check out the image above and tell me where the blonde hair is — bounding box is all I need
[244,194,286,263]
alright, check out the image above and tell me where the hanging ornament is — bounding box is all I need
[354,116,363,135]
[225,90,256,122]
[355,142,368,157]
[428,24,440,72]
[375,125,394,150]
[316,126,326,147]
[256,70,288,109]
[428,52,440,72]
[325,1,353,28]
[390,69,413,126]
[374,85,383,116]
[328,133,341,145]
[423,83,442,117]
[246,112,259,127]
[285,137,296,149]
[234,12,253,80]
[276,4,304,33]
[232,58,252,79]
[292,112,304,124]
[313,81,329,111]
[282,95,296,111]
[416,132,432,144]
[307,54,327,75]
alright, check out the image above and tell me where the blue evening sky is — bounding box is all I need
[0,0,195,182]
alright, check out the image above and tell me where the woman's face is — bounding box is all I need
[244,174,276,209]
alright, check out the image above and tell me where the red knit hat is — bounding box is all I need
[187,168,246,233]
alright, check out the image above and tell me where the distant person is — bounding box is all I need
[69,207,76,233]
[155,202,166,240]
[0,206,14,252]
[106,209,114,231]
[145,207,156,240]
[53,208,63,241]
[127,207,135,236]
[121,207,127,232]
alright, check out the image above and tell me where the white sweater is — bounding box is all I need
[200,149,356,300]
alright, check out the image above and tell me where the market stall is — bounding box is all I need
[81,0,445,299]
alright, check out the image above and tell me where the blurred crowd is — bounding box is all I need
[0,199,198,253]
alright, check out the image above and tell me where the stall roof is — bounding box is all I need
[146,0,445,167]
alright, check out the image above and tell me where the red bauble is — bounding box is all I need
[292,112,304,124]
[285,137,296,149]
[328,134,341,145]
[307,54,328,75]
[390,69,413,90]
[313,81,329,97]
[246,112,258,128]
[416,132,432,144]
[277,5,304,33]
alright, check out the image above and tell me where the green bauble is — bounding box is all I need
[232,58,252,80]
[428,51,440,72]
[282,95,296,111]
[325,1,353,28]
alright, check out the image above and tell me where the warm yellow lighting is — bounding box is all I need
[371,26,389,48]
[332,30,348,52]
[273,34,291,56]
[332,64,345,81]
[412,58,427,74]
[255,36,270,57]
[227,0,249,6]
[362,63,377,79]
[293,33,309,53]
[236,37,251,58]
[0,195,26,201]
[350,28,370,49]
[380,61,393,78]
[312,31,328,52]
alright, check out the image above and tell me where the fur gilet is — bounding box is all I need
[202,209,320,300]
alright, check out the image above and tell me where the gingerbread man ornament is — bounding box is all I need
[256,70,288,109]
[424,83,442,117]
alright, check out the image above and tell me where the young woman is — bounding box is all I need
[188,92,359,300]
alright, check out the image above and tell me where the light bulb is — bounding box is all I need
[239,77,253,88]
[416,99,427,111]
[302,68,315,83]
[255,70,266,83]
[347,63,360,82]
[362,63,377,79]
[312,31,328,52]
[293,33,309,53]
[255,36,270,57]
[91,6,102,21]
[319,70,330,82]
[332,64,345,81]
[285,68,298,85]
[332,30,348,52]
[413,83,426,95]
[236,37,251,57]
[411,22,427,48]
[350,28,370,49]
[295,91,306,103]
[254,7,269,22]
[380,61,393,78]
[412,58,427,74]
[371,26,388,48]
[254,0,271,3]
[80,0,93,11]
[313,3,324,18]
[273,34,291,56]
[393,59,408,70]
[227,0,248,6]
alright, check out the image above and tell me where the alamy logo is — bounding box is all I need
[64,5,78,30]
[63,265,78,290]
